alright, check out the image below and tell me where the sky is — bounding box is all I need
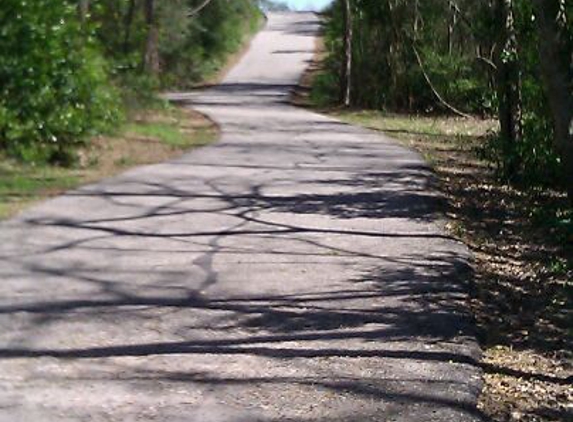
[269,0,334,11]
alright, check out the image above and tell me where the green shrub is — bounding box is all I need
[159,0,264,88]
[0,0,121,165]
[310,71,340,107]
[89,0,263,90]
[482,1,566,188]
[483,110,563,186]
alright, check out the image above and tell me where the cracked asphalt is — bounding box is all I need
[0,12,484,422]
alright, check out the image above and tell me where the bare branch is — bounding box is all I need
[412,44,474,119]
[445,0,474,31]
[188,0,215,17]
[476,55,498,71]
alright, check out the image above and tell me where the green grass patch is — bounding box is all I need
[530,203,573,247]
[124,108,216,149]
[125,122,189,147]
[0,159,81,219]
[338,111,444,137]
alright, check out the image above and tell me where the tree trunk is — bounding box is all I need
[341,0,353,107]
[448,7,457,55]
[494,0,523,177]
[124,0,137,55]
[78,0,89,23]
[532,0,573,204]
[143,0,160,76]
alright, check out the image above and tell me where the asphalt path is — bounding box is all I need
[0,12,483,422]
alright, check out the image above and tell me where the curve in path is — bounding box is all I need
[0,13,483,422]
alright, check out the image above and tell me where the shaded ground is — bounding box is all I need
[335,110,573,422]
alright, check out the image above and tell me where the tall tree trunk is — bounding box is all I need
[143,0,160,76]
[494,0,523,177]
[532,0,573,204]
[448,7,457,55]
[124,0,137,55]
[78,0,89,23]
[341,0,353,107]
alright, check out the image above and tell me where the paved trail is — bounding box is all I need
[0,13,483,422]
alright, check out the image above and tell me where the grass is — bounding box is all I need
[125,122,188,147]
[0,161,81,219]
[331,109,573,422]
[335,109,496,141]
[123,107,215,148]
[0,106,217,220]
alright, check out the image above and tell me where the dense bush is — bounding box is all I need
[160,0,263,87]
[0,0,262,165]
[0,0,121,164]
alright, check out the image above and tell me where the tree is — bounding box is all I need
[123,0,137,54]
[78,0,90,22]
[493,0,523,176]
[0,0,263,163]
[341,0,353,106]
[143,0,160,75]
[532,0,573,203]
[318,0,570,192]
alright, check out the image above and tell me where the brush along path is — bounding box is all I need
[0,13,482,422]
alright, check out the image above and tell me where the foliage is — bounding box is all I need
[0,0,121,165]
[161,0,263,87]
[0,0,262,165]
[318,0,572,192]
[316,0,491,113]
[90,0,263,88]
[488,0,566,187]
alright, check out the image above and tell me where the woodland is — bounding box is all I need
[317,0,572,201]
